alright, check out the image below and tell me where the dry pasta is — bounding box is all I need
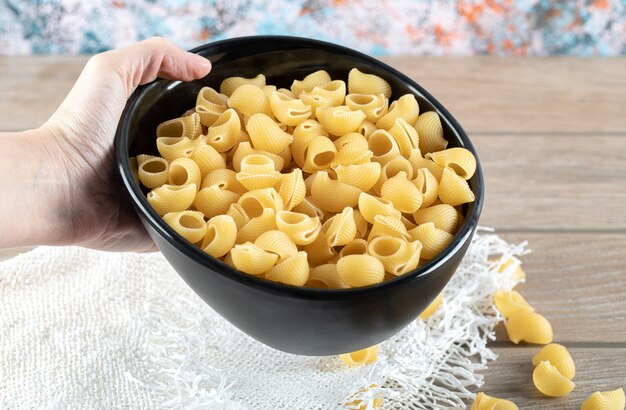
[291,70,331,96]
[419,293,444,319]
[254,230,298,261]
[581,388,625,410]
[471,393,518,410]
[201,215,237,258]
[415,111,448,154]
[380,171,423,213]
[426,147,477,180]
[324,206,357,247]
[337,254,385,287]
[532,361,576,397]
[156,112,202,140]
[348,68,392,98]
[265,251,309,286]
[335,162,381,192]
[162,210,207,244]
[412,204,458,233]
[438,167,476,206]
[230,242,278,275]
[246,113,294,154]
[376,94,419,130]
[191,145,226,178]
[316,105,367,136]
[505,310,553,344]
[276,211,321,245]
[368,236,421,275]
[345,93,388,122]
[168,157,201,190]
[205,108,241,152]
[137,155,169,189]
[408,222,454,260]
[493,290,535,319]
[227,83,272,117]
[339,345,379,366]
[147,184,196,216]
[194,184,240,218]
[235,154,282,190]
[532,343,576,380]
[236,208,278,244]
[307,263,348,289]
[269,91,312,126]
[220,73,266,96]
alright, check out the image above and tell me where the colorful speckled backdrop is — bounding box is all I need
[1,0,625,55]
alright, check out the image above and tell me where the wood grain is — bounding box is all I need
[479,347,626,409]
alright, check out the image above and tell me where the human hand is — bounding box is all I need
[0,37,211,251]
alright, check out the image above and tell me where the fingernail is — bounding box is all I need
[192,54,211,69]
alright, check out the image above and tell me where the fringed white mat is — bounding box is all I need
[0,228,527,409]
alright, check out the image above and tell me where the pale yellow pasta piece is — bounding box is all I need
[533,361,576,397]
[235,154,282,190]
[205,108,241,152]
[231,142,285,172]
[372,156,414,195]
[357,193,401,224]
[344,384,384,410]
[413,168,440,208]
[220,73,266,97]
[262,85,277,96]
[266,251,309,286]
[338,239,369,258]
[303,232,337,267]
[138,155,169,189]
[156,136,196,162]
[505,310,553,344]
[226,130,252,162]
[275,211,321,245]
[246,113,294,154]
[331,139,373,167]
[337,254,385,287]
[345,93,388,122]
[237,188,284,218]
[408,222,454,260]
[357,119,377,138]
[299,92,333,119]
[316,106,367,136]
[228,83,273,117]
[339,345,379,366]
[581,388,625,410]
[409,149,444,180]
[254,230,298,261]
[147,184,196,216]
[157,113,202,140]
[333,132,368,152]
[368,129,401,167]
[532,343,576,380]
[129,156,140,186]
[494,290,535,319]
[200,215,237,258]
[376,94,419,130]
[400,214,417,231]
[324,206,357,247]
[304,80,346,107]
[291,70,332,96]
[236,208,277,244]
[196,104,227,128]
[291,119,328,167]
[471,392,518,410]
[190,144,226,179]
[196,87,228,126]
[226,203,250,230]
[368,236,421,275]
[230,242,278,275]
[426,147,476,180]
[277,87,296,98]
[335,162,381,192]
[419,293,444,319]
[194,185,240,218]
[292,196,325,220]
[168,157,202,190]
[438,167,475,206]
[368,215,411,242]
[388,118,419,157]
[352,210,369,239]
[348,68,392,98]
[276,168,306,210]
[380,171,423,213]
[163,210,207,244]
[302,136,337,173]
[306,263,348,289]
[269,91,311,126]
[495,257,526,281]
[201,168,246,195]
[310,171,362,213]
[415,111,448,154]
[412,204,458,233]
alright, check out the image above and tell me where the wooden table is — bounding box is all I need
[1,56,625,408]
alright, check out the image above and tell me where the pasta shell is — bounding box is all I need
[368,236,421,275]
[168,157,202,190]
[232,142,285,172]
[138,155,169,189]
[333,132,368,152]
[324,207,357,247]
[156,136,196,162]
[311,171,362,213]
[206,108,241,152]
[352,210,369,239]
[236,208,278,244]
[372,156,414,195]
[291,120,326,167]
[238,188,284,218]
[419,293,444,319]
[230,242,278,275]
[357,119,377,138]
[471,392,518,410]
[409,148,444,180]
[389,118,419,156]
[307,263,348,289]
[335,162,381,192]
[262,85,277,96]
[147,184,196,216]
[357,193,401,224]
[129,156,140,186]
[337,254,385,287]
[345,93,388,122]
[532,343,576,380]
[228,84,273,117]
[332,140,373,167]
[413,168,440,208]
[376,94,419,130]
[307,80,346,107]
[291,70,331,96]
[265,252,309,286]
[246,113,294,154]
[532,361,576,397]
[201,168,246,195]
[292,196,325,220]
[368,215,411,242]
[194,185,240,218]
[302,136,337,173]
[316,106,367,136]
[277,168,306,210]
[426,147,477,180]
[220,73,266,97]
[157,113,202,140]
[196,86,228,110]
[581,388,626,410]
[235,172,281,191]
[238,153,276,175]
[438,167,476,206]
[368,129,401,167]
[254,230,298,261]
[201,215,237,258]
[196,104,227,127]
[338,239,369,258]
[339,345,379,366]
[505,310,553,344]
[299,92,334,119]
[303,231,337,267]
[269,91,312,126]
[380,171,423,213]
[276,211,321,245]
[226,203,250,230]
[191,144,226,179]
[412,204,458,233]
[408,222,454,260]
[494,290,535,319]
[163,210,207,244]
[348,68,392,98]
[277,88,296,98]
[415,111,448,154]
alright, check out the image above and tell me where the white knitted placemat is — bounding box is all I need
[0,228,526,409]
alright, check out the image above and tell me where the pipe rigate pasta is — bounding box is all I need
[413,168,440,208]
[532,361,576,397]
[291,69,331,96]
[532,343,576,380]
[201,169,246,195]
[419,293,444,319]
[338,239,369,258]
[409,148,444,180]
[337,255,385,287]
[408,222,454,259]
[372,156,414,195]
[333,132,368,152]
[265,252,309,286]
[276,211,321,245]
[201,215,237,258]
[162,210,207,244]
[220,73,266,97]
[298,92,333,119]
[339,345,380,366]
[368,129,401,167]
[412,204,458,233]
[268,91,312,126]
[227,84,272,117]
[388,117,419,156]
[191,145,226,178]
[137,155,169,189]
[345,93,388,122]
[302,136,337,173]
[505,310,553,344]
[168,157,201,191]
[367,215,411,242]
[156,112,202,140]
[232,142,285,172]
[196,86,228,111]
[303,232,337,267]
[235,154,282,190]
[380,171,423,213]
[494,290,535,319]
[316,105,367,136]
[304,80,346,107]
[427,147,477,180]
[193,185,240,218]
[352,210,369,239]
[246,113,294,154]
[324,207,357,247]
[471,392,518,410]
[147,184,196,216]
[226,203,250,230]
[156,136,196,162]
[332,139,373,167]
[236,208,277,244]
[357,119,377,138]
[438,167,475,206]
[311,171,362,213]
[292,196,325,221]
[376,94,419,130]
[368,236,421,276]
[307,263,348,289]
[335,162,381,192]
[196,104,227,128]
[581,388,625,410]
[277,168,306,210]
[237,188,284,218]
[357,193,401,224]
[254,230,298,261]
[230,242,278,275]
[415,111,448,154]
[348,68,392,98]
[204,108,241,153]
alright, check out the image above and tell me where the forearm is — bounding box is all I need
[0,128,71,248]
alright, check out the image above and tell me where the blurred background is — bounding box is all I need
[1,0,625,56]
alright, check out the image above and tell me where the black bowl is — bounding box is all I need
[114,36,484,356]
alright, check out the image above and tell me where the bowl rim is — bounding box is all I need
[115,35,484,299]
